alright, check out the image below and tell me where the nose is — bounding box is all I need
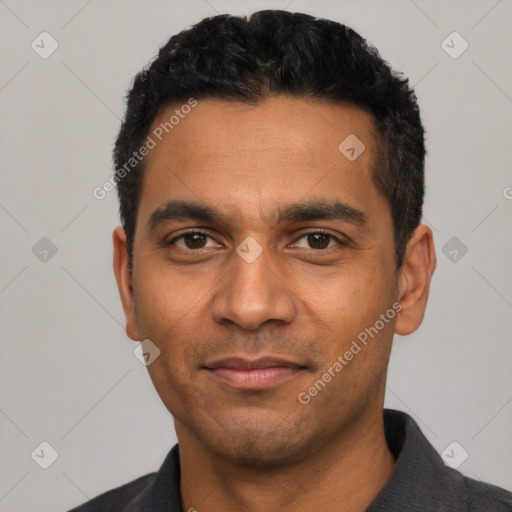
[210,244,297,330]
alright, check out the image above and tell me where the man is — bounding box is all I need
[70,10,512,512]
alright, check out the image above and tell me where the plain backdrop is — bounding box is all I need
[0,1,511,511]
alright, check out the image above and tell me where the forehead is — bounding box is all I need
[138,96,387,229]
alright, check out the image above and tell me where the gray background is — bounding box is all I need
[0,0,511,510]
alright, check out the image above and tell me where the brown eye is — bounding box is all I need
[169,231,221,250]
[307,233,331,249]
[183,233,207,249]
[294,231,343,250]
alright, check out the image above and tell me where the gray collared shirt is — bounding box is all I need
[68,409,512,511]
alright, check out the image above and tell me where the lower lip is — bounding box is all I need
[206,366,303,390]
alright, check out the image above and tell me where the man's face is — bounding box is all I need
[120,97,402,464]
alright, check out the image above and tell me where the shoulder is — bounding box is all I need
[66,444,182,511]
[67,472,156,512]
[452,471,512,511]
[378,409,512,511]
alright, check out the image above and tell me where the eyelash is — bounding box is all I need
[167,229,347,251]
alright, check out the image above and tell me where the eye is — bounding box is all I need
[293,231,345,250]
[167,230,346,252]
[169,231,221,250]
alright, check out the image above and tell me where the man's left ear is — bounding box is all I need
[394,224,436,336]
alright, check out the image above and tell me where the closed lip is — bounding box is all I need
[203,355,307,390]
[203,355,307,370]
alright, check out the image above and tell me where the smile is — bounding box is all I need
[203,356,307,390]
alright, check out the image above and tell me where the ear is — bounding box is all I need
[394,224,436,336]
[113,226,140,341]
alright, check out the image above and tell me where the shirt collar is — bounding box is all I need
[141,408,448,511]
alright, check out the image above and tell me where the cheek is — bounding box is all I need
[134,273,200,411]
[306,263,395,354]
[133,266,207,336]
[132,266,214,377]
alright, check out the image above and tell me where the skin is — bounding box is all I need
[113,96,436,512]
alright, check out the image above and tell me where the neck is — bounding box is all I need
[177,406,395,512]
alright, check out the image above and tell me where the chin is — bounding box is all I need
[192,411,320,467]
[210,434,312,467]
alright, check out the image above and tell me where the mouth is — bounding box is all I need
[203,356,307,390]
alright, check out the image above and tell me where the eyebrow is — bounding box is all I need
[147,198,368,232]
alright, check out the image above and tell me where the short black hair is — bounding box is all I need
[114,10,425,270]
